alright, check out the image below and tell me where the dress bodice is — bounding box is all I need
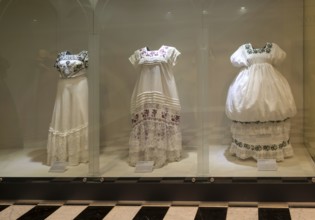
[55,51,88,79]
[129,45,180,67]
[230,43,286,68]
[226,42,296,122]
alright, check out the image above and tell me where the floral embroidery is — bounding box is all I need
[139,46,167,59]
[131,104,180,127]
[245,43,272,54]
[232,138,290,151]
[55,50,88,79]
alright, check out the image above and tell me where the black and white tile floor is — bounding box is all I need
[0,201,315,220]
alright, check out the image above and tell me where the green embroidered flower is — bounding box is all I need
[263,145,270,151]
[271,145,277,151]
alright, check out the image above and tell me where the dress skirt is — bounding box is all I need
[229,119,293,161]
[47,74,88,166]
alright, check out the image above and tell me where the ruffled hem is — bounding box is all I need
[129,122,182,168]
[229,143,294,162]
[47,126,88,166]
[129,149,181,168]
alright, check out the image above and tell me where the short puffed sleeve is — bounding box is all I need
[129,50,141,67]
[166,46,181,66]
[54,51,68,67]
[230,45,248,67]
[271,43,286,66]
[78,50,89,68]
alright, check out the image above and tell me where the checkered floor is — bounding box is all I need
[0,201,315,220]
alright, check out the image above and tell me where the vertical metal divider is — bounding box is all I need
[197,9,210,177]
[304,0,315,162]
[88,7,100,176]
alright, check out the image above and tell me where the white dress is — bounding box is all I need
[129,45,182,168]
[226,43,297,161]
[47,51,89,166]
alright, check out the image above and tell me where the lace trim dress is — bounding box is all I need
[225,43,297,161]
[129,45,182,168]
[47,51,89,166]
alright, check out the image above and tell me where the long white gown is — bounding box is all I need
[226,43,297,161]
[129,45,182,168]
[47,51,89,166]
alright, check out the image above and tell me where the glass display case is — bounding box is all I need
[0,0,315,187]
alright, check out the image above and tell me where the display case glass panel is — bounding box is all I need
[0,0,315,179]
[0,0,93,177]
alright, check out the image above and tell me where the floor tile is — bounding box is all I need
[194,207,227,220]
[74,206,113,220]
[259,208,291,220]
[163,206,198,220]
[290,208,315,220]
[17,205,60,220]
[0,205,9,212]
[226,207,258,220]
[103,206,141,220]
[133,206,169,220]
[0,205,35,220]
[45,205,87,220]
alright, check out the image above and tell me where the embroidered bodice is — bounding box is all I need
[231,43,286,68]
[129,45,179,66]
[55,51,88,78]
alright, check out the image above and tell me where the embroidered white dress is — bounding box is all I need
[226,43,297,161]
[47,51,89,166]
[129,45,182,168]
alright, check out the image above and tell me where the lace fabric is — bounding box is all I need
[229,120,294,161]
[129,103,182,168]
[230,142,293,161]
[47,126,88,166]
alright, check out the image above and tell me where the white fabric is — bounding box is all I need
[47,69,88,165]
[226,43,296,161]
[129,45,182,168]
[229,120,293,161]
[226,43,296,122]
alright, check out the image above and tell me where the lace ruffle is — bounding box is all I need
[231,119,290,136]
[47,126,88,166]
[129,104,182,168]
[230,142,293,162]
[229,119,294,161]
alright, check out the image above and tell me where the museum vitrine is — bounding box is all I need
[0,0,314,182]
